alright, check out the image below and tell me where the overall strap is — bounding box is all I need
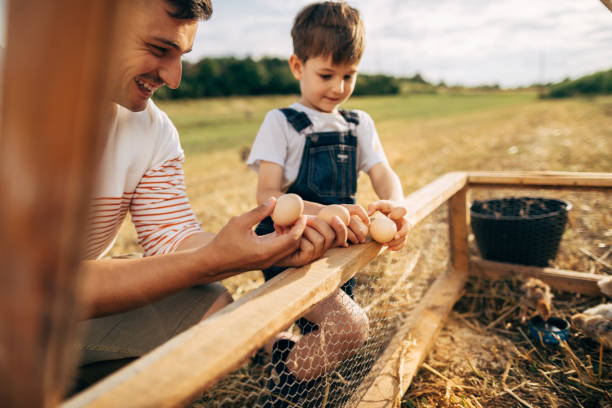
[279,108,313,133]
[338,109,360,125]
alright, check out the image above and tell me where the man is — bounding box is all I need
[75,0,347,387]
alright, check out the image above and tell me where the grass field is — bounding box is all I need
[109,92,612,406]
[111,92,612,255]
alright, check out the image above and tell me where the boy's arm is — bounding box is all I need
[367,162,411,251]
[258,161,369,245]
[368,162,404,202]
[257,161,323,214]
[257,161,348,247]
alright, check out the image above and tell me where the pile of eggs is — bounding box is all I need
[271,194,397,244]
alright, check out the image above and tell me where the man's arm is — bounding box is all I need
[80,199,305,319]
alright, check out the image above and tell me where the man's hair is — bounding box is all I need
[291,1,365,65]
[164,0,213,20]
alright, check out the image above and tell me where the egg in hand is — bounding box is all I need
[271,194,304,226]
[317,204,351,226]
[369,216,397,243]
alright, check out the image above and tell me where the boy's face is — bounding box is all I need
[110,0,198,112]
[289,54,358,113]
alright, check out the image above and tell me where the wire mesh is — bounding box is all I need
[193,204,451,408]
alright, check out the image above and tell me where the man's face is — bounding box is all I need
[110,0,198,112]
[289,54,359,113]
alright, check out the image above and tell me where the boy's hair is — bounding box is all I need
[291,1,365,65]
[164,0,213,20]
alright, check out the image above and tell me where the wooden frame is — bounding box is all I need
[0,1,119,406]
[62,171,610,407]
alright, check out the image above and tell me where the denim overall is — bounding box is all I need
[256,107,361,408]
[255,107,359,334]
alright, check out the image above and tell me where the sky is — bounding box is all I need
[190,0,612,88]
[0,0,609,88]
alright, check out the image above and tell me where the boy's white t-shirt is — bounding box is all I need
[247,103,388,190]
[83,100,201,260]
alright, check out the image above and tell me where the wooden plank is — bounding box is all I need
[404,172,468,227]
[449,186,469,273]
[467,171,612,190]
[470,258,605,296]
[600,0,612,13]
[356,267,468,408]
[64,172,468,408]
[0,1,118,406]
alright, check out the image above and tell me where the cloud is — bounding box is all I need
[188,0,611,87]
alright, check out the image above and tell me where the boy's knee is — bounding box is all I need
[345,306,369,347]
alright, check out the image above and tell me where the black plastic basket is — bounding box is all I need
[470,197,572,267]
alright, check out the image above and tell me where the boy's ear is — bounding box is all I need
[288,54,303,80]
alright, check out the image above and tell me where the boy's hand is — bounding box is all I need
[341,204,370,244]
[275,215,347,266]
[367,200,412,251]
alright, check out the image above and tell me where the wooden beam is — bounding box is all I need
[404,172,468,227]
[0,1,118,406]
[449,186,469,273]
[600,0,612,13]
[63,172,469,408]
[356,267,468,408]
[470,258,605,296]
[467,171,612,190]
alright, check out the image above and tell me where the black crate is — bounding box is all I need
[470,197,572,267]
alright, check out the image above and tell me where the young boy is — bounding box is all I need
[247,1,410,406]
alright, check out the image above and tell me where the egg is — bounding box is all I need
[271,194,304,226]
[317,204,351,226]
[370,216,397,243]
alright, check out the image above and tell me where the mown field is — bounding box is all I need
[109,92,612,407]
[111,92,611,256]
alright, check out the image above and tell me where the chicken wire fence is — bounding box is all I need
[468,188,611,274]
[193,204,451,408]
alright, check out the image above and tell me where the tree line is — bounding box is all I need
[154,56,427,99]
[544,68,612,98]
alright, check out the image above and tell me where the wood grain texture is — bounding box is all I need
[467,171,612,190]
[449,186,469,273]
[0,0,118,406]
[470,258,605,296]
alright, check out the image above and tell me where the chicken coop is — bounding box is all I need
[61,171,611,408]
[1,1,611,407]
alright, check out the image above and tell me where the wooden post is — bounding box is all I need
[0,1,118,406]
[449,187,469,273]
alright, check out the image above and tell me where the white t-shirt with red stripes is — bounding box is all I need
[83,100,201,260]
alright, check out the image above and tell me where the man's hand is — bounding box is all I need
[276,215,347,267]
[368,200,412,251]
[342,204,370,244]
[205,198,306,272]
